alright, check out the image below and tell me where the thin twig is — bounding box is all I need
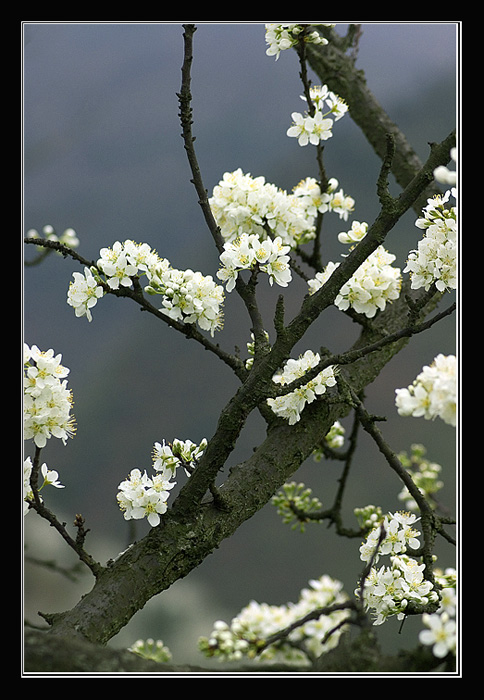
[177,24,225,253]
[256,600,358,658]
[27,447,104,579]
[294,27,328,270]
[270,299,456,399]
[346,383,455,596]
[24,236,247,380]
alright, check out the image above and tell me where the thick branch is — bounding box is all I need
[25,28,457,657]
[39,270,443,645]
[271,299,456,399]
[276,130,455,353]
[305,26,454,212]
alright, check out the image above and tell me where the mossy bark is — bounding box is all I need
[24,28,456,672]
[31,275,443,652]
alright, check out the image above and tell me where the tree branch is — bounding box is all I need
[23,236,247,380]
[272,130,455,361]
[24,27,457,658]
[305,26,454,213]
[177,24,225,254]
[270,297,456,399]
[27,447,104,579]
[347,384,455,599]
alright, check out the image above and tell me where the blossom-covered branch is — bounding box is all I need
[23,24,457,669]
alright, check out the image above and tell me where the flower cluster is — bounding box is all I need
[272,481,323,532]
[357,511,440,625]
[287,84,348,147]
[67,267,104,322]
[395,353,456,427]
[266,350,337,425]
[217,233,292,291]
[24,344,76,449]
[24,457,64,515]
[358,511,421,565]
[209,169,356,256]
[98,239,225,335]
[27,224,80,250]
[419,567,457,659]
[116,467,176,528]
[396,444,444,512]
[199,574,350,665]
[128,638,172,664]
[146,262,225,336]
[209,169,315,248]
[308,246,401,318]
[152,438,208,476]
[404,190,457,293]
[264,24,333,60]
[295,176,355,221]
[354,505,384,534]
[116,438,207,526]
[66,239,225,335]
[360,554,439,626]
[98,241,145,290]
[98,239,160,287]
[312,420,346,460]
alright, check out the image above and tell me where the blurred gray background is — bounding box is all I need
[23,22,458,666]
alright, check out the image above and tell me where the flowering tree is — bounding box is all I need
[23,24,458,674]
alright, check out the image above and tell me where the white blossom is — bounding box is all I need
[24,344,76,448]
[417,566,457,658]
[308,246,401,318]
[358,511,421,566]
[358,554,437,626]
[337,220,368,245]
[199,574,350,665]
[67,267,104,322]
[209,169,317,248]
[117,437,207,525]
[433,147,457,188]
[404,190,457,293]
[217,233,292,290]
[67,240,225,335]
[116,468,176,528]
[210,170,356,252]
[395,354,456,427]
[287,84,348,147]
[267,350,337,425]
[264,24,331,61]
[98,240,138,290]
[159,269,225,336]
[419,612,456,658]
[145,257,225,336]
[152,438,207,477]
[329,187,355,220]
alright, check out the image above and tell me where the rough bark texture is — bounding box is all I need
[305,26,444,214]
[24,625,454,674]
[24,26,456,674]
[25,279,446,662]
